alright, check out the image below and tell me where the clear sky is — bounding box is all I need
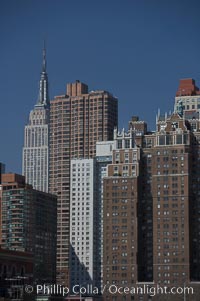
[1,0,200,173]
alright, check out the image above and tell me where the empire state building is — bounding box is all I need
[22,45,49,192]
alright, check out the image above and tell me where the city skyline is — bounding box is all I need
[2,79,200,300]
[1,0,200,173]
[1,2,200,299]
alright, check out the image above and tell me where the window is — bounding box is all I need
[176,134,183,144]
[159,135,165,145]
[125,140,130,149]
[117,140,122,149]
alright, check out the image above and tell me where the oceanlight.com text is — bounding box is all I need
[24,283,194,297]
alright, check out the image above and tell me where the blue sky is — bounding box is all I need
[1,0,200,173]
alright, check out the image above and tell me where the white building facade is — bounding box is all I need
[70,158,95,288]
[69,142,114,294]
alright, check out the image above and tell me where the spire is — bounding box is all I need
[36,41,49,107]
[42,40,46,73]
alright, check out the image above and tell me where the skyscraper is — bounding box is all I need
[49,80,118,285]
[173,79,200,282]
[0,173,57,283]
[102,118,191,300]
[69,141,114,294]
[22,45,49,192]
[70,158,95,289]
[95,141,114,291]
[102,81,200,300]
[103,129,140,301]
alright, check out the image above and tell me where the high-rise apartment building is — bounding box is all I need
[69,142,114,295]
[95,141,114,291]
[152,113,190,286]
[22,46,49,192]
[102,79,200,300]
[70,158,95,289]
[173,78,200,282]
[49,80,118,286]
[103,129,140,301]
[0,173,57,283]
